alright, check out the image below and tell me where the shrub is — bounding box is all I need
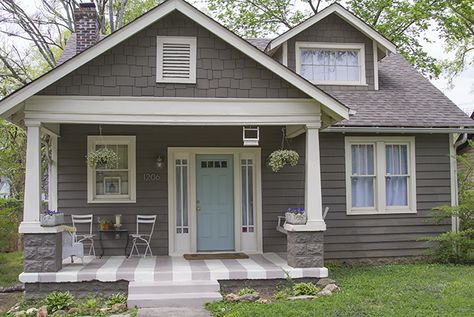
[274,290,289,300]
[0,198,22,252]
[427,148,474,264]
[237,288,257,296]
[292,282,319,296]
[43,291,75,313]
[106,293,127,307]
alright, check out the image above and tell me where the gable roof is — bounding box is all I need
[324,54,474,128]
[266,3,397,53]
[0,0,349,121]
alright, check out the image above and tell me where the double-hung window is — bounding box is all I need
[345,137,416,214]
[87,136,136,203]
[295,42,366,85]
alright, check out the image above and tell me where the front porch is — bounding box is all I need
[19,253,328,284]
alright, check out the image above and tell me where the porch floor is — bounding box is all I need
[20,253,327,283]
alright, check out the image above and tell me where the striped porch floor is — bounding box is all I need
[19,253,327,283]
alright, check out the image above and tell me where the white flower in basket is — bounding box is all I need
[285,208,306,225]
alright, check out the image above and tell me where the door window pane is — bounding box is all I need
[241,159,254,232]
[176,159,189,232]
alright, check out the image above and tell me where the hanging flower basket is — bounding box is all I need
[268,149,299,172]
[86,147,119,169]
[285,208,306,225]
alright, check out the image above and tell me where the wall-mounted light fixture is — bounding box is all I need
[243,126,259,146]
[155,156,165,169]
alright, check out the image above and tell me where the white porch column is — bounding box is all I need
[19,122,42,233]
[48,135,58,212]
[284,124,326,231]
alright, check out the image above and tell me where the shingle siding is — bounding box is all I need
[286,14,375,90]
[39,11,307,99]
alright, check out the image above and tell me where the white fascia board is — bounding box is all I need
[267,4,397,54]
[0,0,349,122]
[323,126,474,134]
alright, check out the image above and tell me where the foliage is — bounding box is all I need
[207,264,474,317]
[237,288,258,296]
[274,290,289,300]
[0,198,22,252]
[292,282,319,296]
[106,293,127,307]
[267,150,299,172]
[0,120,26,199]
[426,145,474,264]
[86,147,119,169]
[43,291,75,313]
[0,251,22,288]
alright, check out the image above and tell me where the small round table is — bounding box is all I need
[98,229,129,258]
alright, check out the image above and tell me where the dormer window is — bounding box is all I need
[295,42,366,85]
[156,36,197,84]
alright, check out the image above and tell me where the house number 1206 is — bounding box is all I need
[143,173,161,182]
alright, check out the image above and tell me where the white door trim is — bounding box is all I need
[168,147,262,256]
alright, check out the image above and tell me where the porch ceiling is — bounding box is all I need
[19,253,328,283]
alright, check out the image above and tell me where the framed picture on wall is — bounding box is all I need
[104,177,121,195]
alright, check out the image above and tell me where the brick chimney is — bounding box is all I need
[74,2,99,54]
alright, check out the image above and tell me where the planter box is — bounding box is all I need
[285,212,307,225]
[40,214,65,227]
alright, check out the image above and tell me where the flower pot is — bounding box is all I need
[102,223,111,231]
[40,214,65,227]
[285,212,307,225]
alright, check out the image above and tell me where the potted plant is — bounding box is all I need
[86,147,119,169]
[40,209,65,227]
[285,208,306,225]
[268,149,299,172]
[98,218,112,231]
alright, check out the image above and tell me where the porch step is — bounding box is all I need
[127,280,222,308]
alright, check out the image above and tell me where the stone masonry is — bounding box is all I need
[25,281,128,300]
[287,231,324,268]
[24,233,62,272]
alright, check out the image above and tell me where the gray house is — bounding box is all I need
[1,0,473,305]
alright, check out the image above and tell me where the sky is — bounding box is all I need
[13,0,474,114]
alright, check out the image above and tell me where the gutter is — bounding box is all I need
[323,127,474,134]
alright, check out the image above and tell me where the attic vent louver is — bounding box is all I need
[157,36,197,84]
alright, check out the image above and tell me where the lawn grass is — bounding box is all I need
[0,251,22,288]
[207,264,474,317]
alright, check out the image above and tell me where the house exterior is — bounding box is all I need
[1,0,473,301]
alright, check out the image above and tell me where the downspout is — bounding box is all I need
[450,133,468,232]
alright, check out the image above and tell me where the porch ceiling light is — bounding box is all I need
[243,126,259,146]
[155,156,165,169]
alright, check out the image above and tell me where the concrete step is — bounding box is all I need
[128,292,222,308]
[128,280,220,294]
[127,280,222,308]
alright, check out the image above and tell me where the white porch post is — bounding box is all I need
[48,135,58,212]
[304,125,326,231]
[19,122,42,233]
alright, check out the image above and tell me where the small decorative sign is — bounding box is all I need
[143,172,161,182]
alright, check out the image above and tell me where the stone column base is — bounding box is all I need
[287,231,324,268]
[24,232,62,272]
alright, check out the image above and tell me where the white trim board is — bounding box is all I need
[0,0,349,122]
[167,147,263,256]
[266,3,397,53]
[24,96,322,125]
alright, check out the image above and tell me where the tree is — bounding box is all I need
[434,0,474,85]
[205,0,446,78]
[0,120,26,199]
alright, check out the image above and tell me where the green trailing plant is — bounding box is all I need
[268,149,299,172]
[106,293,127,307]
[426,144,474,264]
[43,291,75,313]
[292,282,319,296]
[237,288,258,296]
[86,147,119,169]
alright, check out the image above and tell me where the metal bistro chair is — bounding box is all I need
[71,214,96,256]
[129,215,157,258]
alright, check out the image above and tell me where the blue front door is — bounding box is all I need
[196,154,234,251]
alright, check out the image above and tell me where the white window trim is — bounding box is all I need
[295,42,366,86]
[87,136,136,204]
[345,136,416,215]
[156,36,197,84]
